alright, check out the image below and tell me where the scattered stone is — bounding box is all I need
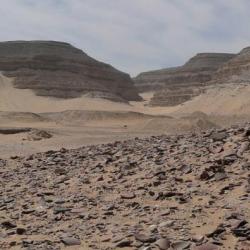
[155,238,171,249]
[120,193,136,199]
[134,233,156,243]
[0,124,249,249]
[61,237,81,246]
[171,241,190,249]
[115,239,132,248]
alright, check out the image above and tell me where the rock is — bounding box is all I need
[1,221,17,229]
[206,224,226,238]
[214,172,227,181]
[115,239,132,248]
[171,241,190,249]
[237,142,250,156]
[210,132,228,141]
[159,220,175,228]
[120,193,136,199]
[0,41,142,103]
[16,227,26,235]
[61,237,81,246]
[155,238,171,249]
[53,206,72,214]
[1,124,249,249]
[27,130,52,141]
[200,170,214,180]
[192,235,204,243]
[134,233,156,243]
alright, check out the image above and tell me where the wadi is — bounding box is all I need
[0,40,249,250]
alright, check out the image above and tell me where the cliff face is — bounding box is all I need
[134,53,235,106]
[215,47,250,83]
[0,41,141,102]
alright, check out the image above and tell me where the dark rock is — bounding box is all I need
[16,227,26,235]
[211,132,228,141]
[120,193,136,199]
[134,233,156,243]
[171,241,190,249]
[155,238,171,249]
[61,236,81,246]
[1,221,17,229]
[115,239,132,248]
[214,172,227,181]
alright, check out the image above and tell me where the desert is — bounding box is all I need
[0,2,250,250]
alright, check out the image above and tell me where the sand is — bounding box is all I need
[1,73,250,158]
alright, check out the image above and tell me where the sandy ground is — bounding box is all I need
[0,74,177,115]
[174,82,250,116]
[1,74,250,158]
[0,74,184,158]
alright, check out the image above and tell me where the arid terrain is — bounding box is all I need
[0,41,250,250]
[1,124,250,249]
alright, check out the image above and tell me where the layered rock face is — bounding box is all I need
[134,53,235,106]
[215,47,250,83]
[0,41,141,102]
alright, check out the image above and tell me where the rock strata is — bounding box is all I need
[134,53,235,106]
[0,41,141,102]
[215,47,250,83]
[0,124,249,249]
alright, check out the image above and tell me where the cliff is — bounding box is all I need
[0,41,142,102]
[134,53,235,106]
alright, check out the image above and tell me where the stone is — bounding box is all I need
[210,132,228,141]
[134,233,156,243]
[159,220,175,228]
[120,193,136,199]
[155,238,171,249]
[171,241,190,249]
[115,239,132,248]
[16,227,26,235]
[1,221,17,229]
[61,237,81,246]
[214,172,227,181]
[192,235,204,243]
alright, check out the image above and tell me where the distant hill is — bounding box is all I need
[0,40,142,103]
[134,52,235,106]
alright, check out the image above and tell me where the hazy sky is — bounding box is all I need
[0,0,250,76]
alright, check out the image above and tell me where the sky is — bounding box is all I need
[0,0,250,76]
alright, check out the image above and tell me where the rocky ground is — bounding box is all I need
[0,124,250,250]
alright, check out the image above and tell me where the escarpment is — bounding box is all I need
[214,47,250,83]
[134,53,235,106]
[0,41,142,102]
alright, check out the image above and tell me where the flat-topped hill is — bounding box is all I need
[134,53,235,93]
[0,41,141,102]
[134,53,235,106]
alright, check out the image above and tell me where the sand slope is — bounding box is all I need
[0,74,179,116]
[175,83,250,116]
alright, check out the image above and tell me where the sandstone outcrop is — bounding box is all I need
[134,53,235,106]
[0,41,141,102]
